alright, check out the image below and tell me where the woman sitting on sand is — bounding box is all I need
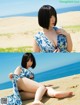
[8,53,73,105]
[33,5,72,52]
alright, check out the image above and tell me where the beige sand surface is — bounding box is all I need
[0,74,80,105]
[0,11,80,52]
[57,11,80,26]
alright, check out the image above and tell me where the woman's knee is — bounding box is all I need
[38,84,47,92]
[41,85,47,94]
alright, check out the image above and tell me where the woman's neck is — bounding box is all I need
[43,27,54,34]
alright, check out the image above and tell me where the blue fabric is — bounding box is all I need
[19,67,34,79]
[0,68,34,105]
[34,26,68,52]
[7,74,22,105]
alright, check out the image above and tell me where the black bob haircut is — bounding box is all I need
[21,53,36,69]
[38,5,57,29]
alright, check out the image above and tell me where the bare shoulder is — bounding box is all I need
[14,66,22,75]
[16,66,22,70]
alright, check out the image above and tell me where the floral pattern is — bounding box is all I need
[34,27,68,52]
[0,68,34,105]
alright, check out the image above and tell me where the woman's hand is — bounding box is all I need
[56,28,69,36]
[9,73,13,80]
[56,29,73,52]
[53,48,60,52]
[29,71,34,79]
[29,75,34,79]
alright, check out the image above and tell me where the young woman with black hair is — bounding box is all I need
[33,5,72,53]
[9,53,73,105]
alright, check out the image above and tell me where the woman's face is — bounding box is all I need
[49,15,55,28]
[26,59,33,69]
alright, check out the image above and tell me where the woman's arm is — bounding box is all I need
[56,29,73,52]
[9,66,22,80]
[65,33,73,52]
[33,39,41,52]
[14,66,22,75]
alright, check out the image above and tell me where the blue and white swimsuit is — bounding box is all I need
[0,67,34,105]
[34,27,68,52]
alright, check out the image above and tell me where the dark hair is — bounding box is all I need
[21,53,36,69]
[38,5,57,29]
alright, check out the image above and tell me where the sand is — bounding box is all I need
[0,11,80,52]
[0,74,80,105]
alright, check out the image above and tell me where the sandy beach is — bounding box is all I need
[0,11,80,52]
[0,74,80,105]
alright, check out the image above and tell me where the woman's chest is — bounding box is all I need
[44,32,58,47]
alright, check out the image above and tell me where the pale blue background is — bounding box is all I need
[0,53,80,84]
[0,0,80,17]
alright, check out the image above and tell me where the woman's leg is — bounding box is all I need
[20,89,45,105]
[34,86,47,101]
[20,91,35,100]
[32,86,46,105]
[17,77,45,93]
[20,85,47,101]
[46,87,73,99]
[17,77,46,105]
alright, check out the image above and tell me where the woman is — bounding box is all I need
[33,5,72,52]
[8,53,73,105]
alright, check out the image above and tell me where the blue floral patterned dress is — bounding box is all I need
[34,27,68,52]
[0,67,34,105]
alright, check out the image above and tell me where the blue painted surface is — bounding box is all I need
[0,53,80,90]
